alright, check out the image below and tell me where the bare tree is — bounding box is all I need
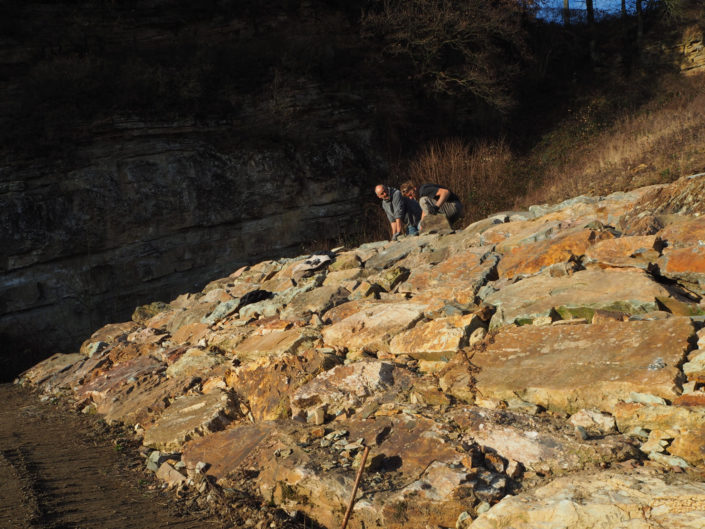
[361,0,532,113]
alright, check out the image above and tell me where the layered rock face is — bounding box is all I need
[21,174,705,528]
[0,2,379,378]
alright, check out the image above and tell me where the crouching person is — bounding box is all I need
[400,181,463,225]
[375,184,422,240]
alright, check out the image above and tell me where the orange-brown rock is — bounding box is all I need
[321,302,427,353]
[170,322,210,345]
[497,228,614,279]
[389,314,483,359]
[473,318,694,413]
[657,215,705,247]
[231,328,320,360]
[226,350,341,421]
[583,235,662,269]
[486,268,672,328]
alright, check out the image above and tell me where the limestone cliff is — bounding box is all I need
[22,174,705,529]
[0,1,382,377]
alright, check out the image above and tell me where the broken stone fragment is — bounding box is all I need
[143,389,239,451]
[321,302,427,353]
[468,470,705,529]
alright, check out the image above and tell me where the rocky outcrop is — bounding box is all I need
[0,3,381,379]
[19,174,705,529]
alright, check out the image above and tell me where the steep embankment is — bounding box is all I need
[22,174,705,529]
[0,2,381,378]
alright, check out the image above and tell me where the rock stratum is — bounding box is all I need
[20,174,705,529]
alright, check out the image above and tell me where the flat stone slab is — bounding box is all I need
[450,407,638,474]
[486,268,673,328]
[182,422,276,479]
[474,317,694,413]
[232,328,320,360]
[321,302,427,353]
[583,234,662,269]
[143,389,238,450]
[389,314,482,359]
[469,469,705,529]
[290,361,413,418]
[496,228,614,279]
[279,285,350,322]
[20,353,84,386]
[400,249,498,305]
[657,215,705,247]
[658,246,705,295]
[226,350,341,421]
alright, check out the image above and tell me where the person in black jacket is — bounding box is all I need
[400,181,463,224]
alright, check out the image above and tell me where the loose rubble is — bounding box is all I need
[19,175,705,529]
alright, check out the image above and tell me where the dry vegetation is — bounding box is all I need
[519,73,705,208]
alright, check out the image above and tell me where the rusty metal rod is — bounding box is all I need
[340,446,370,529]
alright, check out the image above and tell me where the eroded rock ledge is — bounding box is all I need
[21,174,705,529]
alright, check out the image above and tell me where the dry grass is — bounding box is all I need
[406,138,518,225]
[518,74,705,207]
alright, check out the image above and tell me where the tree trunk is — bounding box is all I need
[585,0,595,25]
[563,0,570,26]
[621,0,627,18]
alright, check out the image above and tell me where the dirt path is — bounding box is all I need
[0,383,228,529]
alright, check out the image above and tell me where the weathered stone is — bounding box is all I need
[486,268,673,328]
[232,328,320,361]
[323,267,364,287]
[79,322,138,356]
[389,314,483,359]
[468,470,705,529]
[143,389,238,451]
[683,351,705,382]
[419,213,452,233]
[321,302,426,353]
[329,251,362,272]
[132,301,171,324]
[474,318,694,413]
[569,409,617,434]
[668,426,705,466]
[400,248,498,306]
[280,286,350,322]
[226,350,341,421]
[658,246,705,295]
[97,375,193,426]
[657,215,705,248]
[156,462,187,487]
[182,422,276,479]
[583,235,662,269]
[165,348,227,379]
[206,325,253,354]
[290,361,413,418]
[452,408,637,474]
[438,353,477,404]
[170,322,210,346]
[19,353,85,386]
[497,228,614,279]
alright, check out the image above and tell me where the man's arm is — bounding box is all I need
[435,187,451,207]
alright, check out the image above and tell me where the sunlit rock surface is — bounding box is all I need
[20,175,705,529]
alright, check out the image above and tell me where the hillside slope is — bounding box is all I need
[21,174,705,529]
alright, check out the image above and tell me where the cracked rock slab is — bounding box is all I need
[468,469,705,529]
[474,317,694,414]
[143,389,238,450]
[486,268,673,328]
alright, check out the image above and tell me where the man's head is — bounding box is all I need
[375,184,390,200]
[400,181,417,200]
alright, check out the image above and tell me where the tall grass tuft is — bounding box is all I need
[407,138,517,224]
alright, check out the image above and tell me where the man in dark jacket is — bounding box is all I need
[375,184,422,239]
[400,181,463,225]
